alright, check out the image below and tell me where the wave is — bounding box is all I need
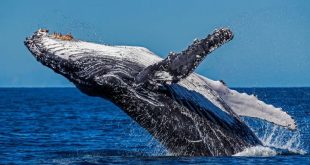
[233,145,306,157]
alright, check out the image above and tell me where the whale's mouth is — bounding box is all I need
[24,29,48,59]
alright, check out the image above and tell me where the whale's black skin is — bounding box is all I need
[24,28,263,156]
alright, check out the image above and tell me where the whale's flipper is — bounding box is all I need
[135,28,233,84]
[198,76,296,130]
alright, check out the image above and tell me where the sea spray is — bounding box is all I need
[243,117,306,155]
[126,120,168,156]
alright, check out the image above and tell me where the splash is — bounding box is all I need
[233,146,277,157]
[241,117,306,156]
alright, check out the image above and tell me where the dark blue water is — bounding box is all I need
[0,88,309,164]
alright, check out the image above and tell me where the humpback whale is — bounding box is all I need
[24,28,296,156]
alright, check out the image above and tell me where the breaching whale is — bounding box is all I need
[24,28,296,156]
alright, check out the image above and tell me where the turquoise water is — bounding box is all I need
[0,88,309,164]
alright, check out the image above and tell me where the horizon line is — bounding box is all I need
[0,86,310,89]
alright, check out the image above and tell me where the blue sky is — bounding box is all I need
[0,0,309,87]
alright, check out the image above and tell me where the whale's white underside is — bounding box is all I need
[38,31,296,130]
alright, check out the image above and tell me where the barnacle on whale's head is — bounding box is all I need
[52,32,74,41]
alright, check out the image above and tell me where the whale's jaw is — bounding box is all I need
[24,28,295,156]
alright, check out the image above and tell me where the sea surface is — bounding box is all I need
[0,87,309,164]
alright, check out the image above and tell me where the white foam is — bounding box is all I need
[233,146,277,157]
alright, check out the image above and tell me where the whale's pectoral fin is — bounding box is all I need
[199,76,297,130]
[135,28,234,85]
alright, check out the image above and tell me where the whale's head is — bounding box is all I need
[24,29,77,80]
[24,29,162,94]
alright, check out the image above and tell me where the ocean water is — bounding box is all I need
[0,87,309,164]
